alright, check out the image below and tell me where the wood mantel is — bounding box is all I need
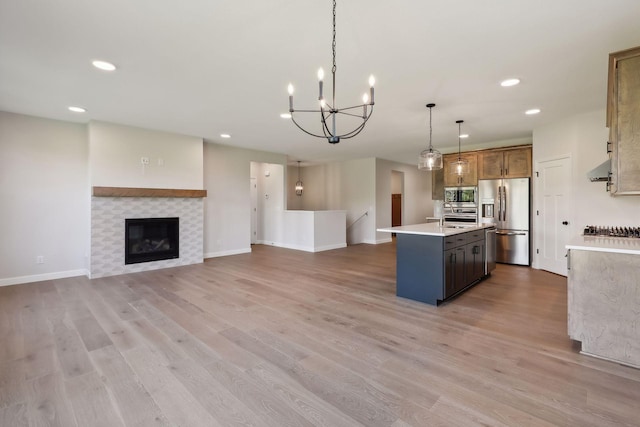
[92,186,207,198]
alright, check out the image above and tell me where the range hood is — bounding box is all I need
[586,160,611,182]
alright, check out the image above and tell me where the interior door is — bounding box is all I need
[391,194,402,226]
[537,156,571,276]
[250,177,257,244]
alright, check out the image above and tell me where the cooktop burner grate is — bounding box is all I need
[583,225,640,238]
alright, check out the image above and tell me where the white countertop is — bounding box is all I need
[377,222,494,237]
[566,235,640,255]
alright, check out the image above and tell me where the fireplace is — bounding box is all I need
[125,217,179,264]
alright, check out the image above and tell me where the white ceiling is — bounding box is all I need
[2,0,640,165]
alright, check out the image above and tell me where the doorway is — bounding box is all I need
[536,155,571,276]
[391,170,404,234]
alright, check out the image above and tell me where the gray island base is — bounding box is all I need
[567,236,640,368]
[378,223,495,306]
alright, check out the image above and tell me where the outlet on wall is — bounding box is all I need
[140,157,150,165]
[36,256,44,264]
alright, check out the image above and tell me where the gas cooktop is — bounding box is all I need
[583,225,640,238]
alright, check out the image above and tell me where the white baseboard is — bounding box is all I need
[203,248,252,259]
[361,238,392,245]
[0,269,88,287]
[313,243,347,252]
[256,241,346,253]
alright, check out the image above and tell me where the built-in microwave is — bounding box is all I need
[444,186,478,206]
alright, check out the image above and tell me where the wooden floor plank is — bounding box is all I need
[90,345,169,427]
[25,372,78,427]
[1,242,638,426]
[123,346,221,427]
[65,371,124,427]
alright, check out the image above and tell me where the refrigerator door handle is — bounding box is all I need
[497,186,502,221]
[503,185,507,222]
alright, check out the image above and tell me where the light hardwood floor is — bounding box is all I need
[1,242,639,426]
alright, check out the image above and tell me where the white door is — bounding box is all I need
[250,177,257,244]
[536,156,571,276]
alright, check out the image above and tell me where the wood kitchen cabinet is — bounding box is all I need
[443,152,478,186]
[477,146,532,179]
[607,46,640,195]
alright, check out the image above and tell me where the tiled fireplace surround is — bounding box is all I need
[90,187,205,278]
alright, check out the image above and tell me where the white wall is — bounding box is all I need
[391,170,403,194]
[375,158,434,242]
[89,121,203,189]
[0,112,89,285]
[203,142,286,257]
[532,108,640,267]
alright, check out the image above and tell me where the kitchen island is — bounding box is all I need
[378,223,495,305]
[566,236,640,368]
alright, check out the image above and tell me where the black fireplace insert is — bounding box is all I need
[125,217,179,264]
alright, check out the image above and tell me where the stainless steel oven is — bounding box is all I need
[443,186,478,223]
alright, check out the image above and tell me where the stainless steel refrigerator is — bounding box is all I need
[478,178,530,265]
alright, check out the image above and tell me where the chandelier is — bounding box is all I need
[450,120,469,176]
[295,161,304,196]
[287,0,375,144]
[418,103,443,171]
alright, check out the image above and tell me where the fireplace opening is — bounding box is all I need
[125,217,179,265]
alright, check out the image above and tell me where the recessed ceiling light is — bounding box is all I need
[92,60,116,71]
[525,108,541,115]
[68,106,86,113]
[280,113,291,119]
[459,134,469,139]
[500,78,520,87]
[220,133,231,138]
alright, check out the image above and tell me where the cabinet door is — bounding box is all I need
[478,151,504,180]
[444,153,478,186]
[465,240,485,283]
[432,168,444,200]
[504,147,532,178]
[610,48,640,194]
[454,247,467,293]
[444,248,457,298]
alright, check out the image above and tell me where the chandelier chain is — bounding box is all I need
[332,0,337,105]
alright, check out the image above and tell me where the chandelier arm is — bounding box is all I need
[290,116,334,139]
[336,112,374,139]
[292,109,326,113]
[337,104,373,112]
[336,109,373,119]
[338,123,368,140]
[320,111,335,137]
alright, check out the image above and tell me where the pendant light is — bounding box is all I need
[295,161,304,196]
[418,103,443,171]
[450,120,469,176]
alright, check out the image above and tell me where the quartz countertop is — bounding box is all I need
[566,235,640,255]
[377,222,494,237]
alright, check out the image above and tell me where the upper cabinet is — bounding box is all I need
[444,152,478,186]
[607,46,640,195]
[478,146,532,180]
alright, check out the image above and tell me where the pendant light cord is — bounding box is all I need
[428,106,433,151]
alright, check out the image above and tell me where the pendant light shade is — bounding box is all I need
[295,161,304,196]
[418,103,443,171]
[450,120,469,176]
